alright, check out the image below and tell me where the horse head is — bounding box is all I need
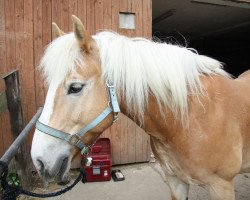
[31,16,115,184]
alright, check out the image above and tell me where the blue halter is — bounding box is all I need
[36,81,120,155]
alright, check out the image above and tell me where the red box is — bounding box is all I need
[84,138,112,182]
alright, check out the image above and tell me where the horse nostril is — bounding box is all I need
[62,156,69,164]
[55,156,70,184]
[37,158,45,172]
[60,156,69,173]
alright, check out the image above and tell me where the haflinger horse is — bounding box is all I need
[31,15,250,200]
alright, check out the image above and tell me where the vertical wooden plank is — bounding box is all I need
[110,119,121,165]
[34,0,44,110]
[77,0,86,27]
[15,0,35,146]
[131,0,136,13]
[5,0,15,71]
[61,0,69,32]
[95,0,103,31]
[41,0,52,100]
[1,112,12,153]
[119,0,130,13]
[116,0,131,163]
[69,0,77,30]
[15,0,26,124]
[119,0,127,12]
[103,0,111,30]
[42,0,52,60]
[110,0,121,165]
[101,0,111,139]
[111,0,119,32]
[86,0,95,34]
[142,0,152,161]
[24,0,36,125]
[127,117,136,163]
[134,0,144,162]
[69,0,77,17]
[142,129,150,162]
[52,0,61,39]
[4,0,15,151]
[134,0,143,37]
[0,0,6,92]
[146,133,151,161]
[120,114,128,164]
[135,126,144,162]
[0,0,6,156]
[143,0,152,38]
[15,0,24,79]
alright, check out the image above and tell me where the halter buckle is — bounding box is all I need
[68,134,81,146]
[81,147,89,155]
[113,113,119,123]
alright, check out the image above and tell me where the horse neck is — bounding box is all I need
[119,94,182,141]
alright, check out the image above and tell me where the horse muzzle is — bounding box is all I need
[35,155,71,184]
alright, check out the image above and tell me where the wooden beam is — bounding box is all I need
[3,70,33,190]
[0,92,7,114]
[153,9,175,25]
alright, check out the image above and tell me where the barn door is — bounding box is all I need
[102,114,151,165]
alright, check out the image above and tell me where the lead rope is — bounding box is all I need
[0,160,87,200]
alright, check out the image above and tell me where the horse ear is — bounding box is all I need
[71,15,92,53]
[52,22,65,38]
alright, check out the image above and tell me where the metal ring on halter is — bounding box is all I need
[107,101,118,123]
[106,80,114,88]
[107,101,111,108]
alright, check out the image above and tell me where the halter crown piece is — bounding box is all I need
[36,81,120,155]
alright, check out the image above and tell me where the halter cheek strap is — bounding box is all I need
[35,81,120,155]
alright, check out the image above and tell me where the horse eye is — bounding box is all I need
[68,83,85,94]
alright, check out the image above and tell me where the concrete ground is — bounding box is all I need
[31,163,250,200]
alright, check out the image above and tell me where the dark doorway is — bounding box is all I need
[152,0,250,77]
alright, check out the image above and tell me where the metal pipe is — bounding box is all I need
[153,9,175,25]
[0,107,43,176]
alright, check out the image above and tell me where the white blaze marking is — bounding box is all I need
[39,80,61,125]
[31,80,72,174]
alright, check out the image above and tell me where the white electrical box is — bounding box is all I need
[119,13,135,29]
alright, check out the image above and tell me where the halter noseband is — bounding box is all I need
[35,81,120,155]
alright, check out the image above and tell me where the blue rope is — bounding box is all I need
[0,161,87,200]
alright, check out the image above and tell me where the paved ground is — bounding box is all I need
[30,163,250,200]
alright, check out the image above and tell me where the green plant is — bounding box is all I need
[0,172,22,199]
[8,172,21,187]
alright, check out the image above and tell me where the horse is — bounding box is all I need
[31,15,250,200]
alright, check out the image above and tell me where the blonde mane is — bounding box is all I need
[40,31,229,122]
[94,32,229,121]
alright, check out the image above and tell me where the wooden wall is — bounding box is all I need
[0,0,152,165]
